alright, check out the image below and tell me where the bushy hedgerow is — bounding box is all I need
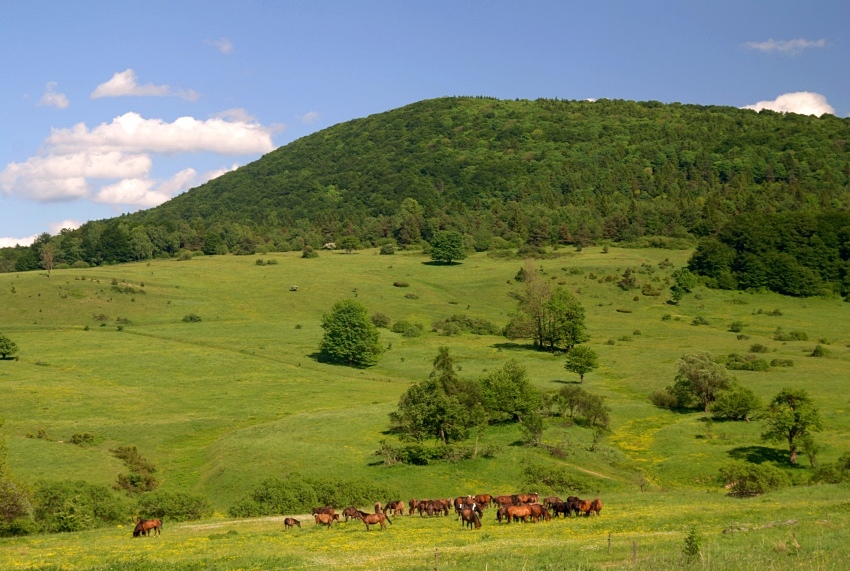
[725,353,770,371]
[136,491,212,522]
[432,314,502,336]
[228,475,399,517]
[32,481,130,533]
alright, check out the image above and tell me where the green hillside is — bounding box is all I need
[2,247,850,568]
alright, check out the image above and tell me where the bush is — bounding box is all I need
[649,389,679,409]
[32,481,129,533]
[370,313,392,328]
[182,313,202,323]
[810,453,850,484]
[718,461,790,496]
[393,281,410,288]
[432,314,501,336]
[301,245,318,259]
[404,293,419,299]
[725,353,769,371]
[770,358,794,367]
[711,384,762,421]
[391,320,413,333]
[810,344,830,357]
[773,328,807,341]
[379,244,395,255]
[749,343,769,353]
[136,491,212,522]
[691,315,710,326]
[402,326,422,338]
[520,462,594,494]
[69,432,95,446]
[729,321,745,333]
[71,260,90,268]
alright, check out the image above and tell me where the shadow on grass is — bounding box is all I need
[491,342,536,352]
[421,260,462,266]
[727,445,787,465]
[552,378,582,385]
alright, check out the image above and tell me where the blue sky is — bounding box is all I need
[2,0,848,246]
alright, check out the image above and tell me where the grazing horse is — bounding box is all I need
[312,506,334,516]
[506,505,533,524]
[577,500,594,516]
[514,493,539,505]
[342,506,362,522]
[551,501,570,518]
[589,498,603,516]
[314,513,335,528]
[529,503,551,522]
[566,497,582,517]
[408,498,419,516]
[543,495,562,509]
[374,501,382,514]
[383,500,405,516]
[460,508,482,529]
[496,505,510,523]
[284,517,301,529]
[133,518,162,537]
[356,512,392,531]
[494,494,515,507]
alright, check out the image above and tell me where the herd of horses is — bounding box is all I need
[131,492,602,537]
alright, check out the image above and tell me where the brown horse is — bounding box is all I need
[494,494,515,507]
[506,505,533,523]
[496,505,510,523]
[283,517,301,529]
[460,508,482,529]
[374,501,382,514]
[383,500,405,516]
[342,506,362,522]
[133,518,162,537]
[529,503,551,522]
[576,500,593,516]
[356,512,392,531]
[312,506,334,516]
[589,498,603,516]
[543,495,562,509]
[314,513,335,528]
[408,498,419,515]
[474,494,492,508]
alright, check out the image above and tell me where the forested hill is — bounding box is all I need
[5,97,850,271]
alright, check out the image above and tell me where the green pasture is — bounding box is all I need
[1,246,850,568]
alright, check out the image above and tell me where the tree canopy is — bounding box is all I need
[761,388,823,464]
[319,299,382,367]
[0,334,18,359]
[429,231,466,264]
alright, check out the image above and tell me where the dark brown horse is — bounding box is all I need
[383,500,405,516]
[474,494,492,508]
[133,517,162,537]
[283,517,301,529]
[529,503,551,522]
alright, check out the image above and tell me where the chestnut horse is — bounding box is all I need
[133,518,162,537]
[355,511,392,531]
[460,508,482,529]
[314,513,335,528]
[284,517,301,529]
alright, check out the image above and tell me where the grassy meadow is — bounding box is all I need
[1,245,849,570]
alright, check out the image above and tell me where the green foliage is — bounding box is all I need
[0,333,18,359]
[711,383,762,421]
[810,344,830,357]
[479,360,542,423]
[337,235,360,253]
[319,299,382,367]
[810,452,850,484]
[774,328,808,341]
[111,446,157,495]
[370,312,391,328]
[520,462,594,495]
[718,461,790,496]
[724,353,770,371]
[32,480,128,533]
[682,526,702,560]
[432,314,501,336]
[301,245,318,259]
[670,268,697,304]
[761,388,823,464]
[182,313,202,323]
[666,352,732,412]
[136,491,212,522]
[729,321,745,332]
[430,230,466,264]
[379,243,395,255]
[563,345,599,383]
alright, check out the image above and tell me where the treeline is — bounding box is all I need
[2,97,848,273]
[688,210,850,297]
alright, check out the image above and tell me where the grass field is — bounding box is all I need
[1,246,849,569]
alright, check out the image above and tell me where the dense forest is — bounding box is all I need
[4,97,850,294]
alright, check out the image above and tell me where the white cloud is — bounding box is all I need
[90,69,198,101]
[299,111,320,124]
[47,112,275,155]
[38,81,70,109]
[212,108,257,123]
[744,38,827,55]
[0,234,38,248]
[49,219,83,233]
[1,110,274,207]
[743,92,836,117]
[206,37,234,55]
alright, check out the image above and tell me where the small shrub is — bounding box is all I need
[69,433,95,446]
[649,389,679,409]
[718,461,790,496]
[391,320,412,334]
[404,293,419,299]
[736,334,750,340]
[725,353,769,371]
[605,338,615,345]
[402,327,422,338]
[661,313,671,321]
[729,321,745,333]
[370,313,391,328]
[749,343,769,353]
[770,358,794,367]
[182,313,202,323]
[633,329,642,336]
[682,526,702,560]
[301,246,318,259]
[691,315,710,326]
[393,281,410,288]
[711,384,762,421]
[774,328,807,341]
[265,258,278,265]
[615,308,632,314]
[810,344,830,357]
[379,244,395,255]
[255,258,265,266]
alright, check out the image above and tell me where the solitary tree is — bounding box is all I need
[39,239,55,278]
[0,334,18,359]
[319,300,382,367]
[337,235,359,254]
[429,231,466,264]
[670,352,731,412]
[564,345,598,384]
[761,388,823,464]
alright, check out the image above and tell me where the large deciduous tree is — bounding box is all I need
[669,352,731,412]
[319,299,382,367]
[429,230,466,264]
[761,388,823,464]
[0,334,18,359]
